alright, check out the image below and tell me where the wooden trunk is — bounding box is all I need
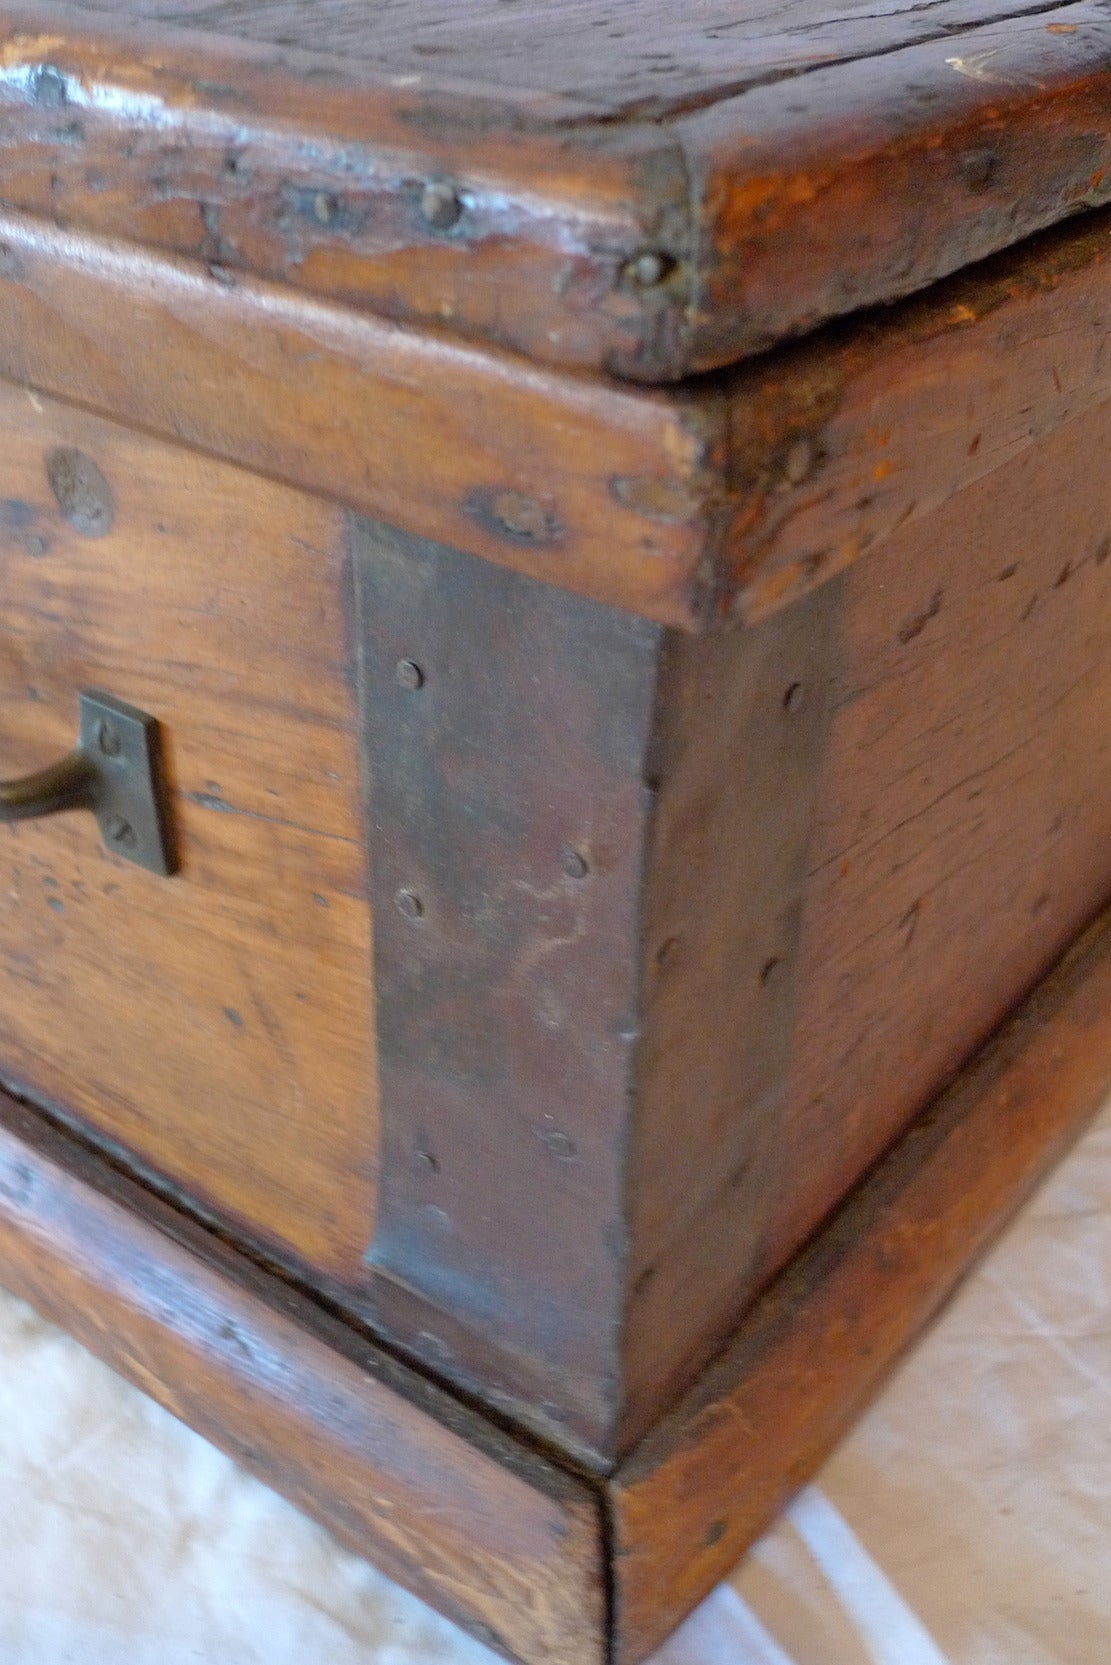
[0,3,1108,1660]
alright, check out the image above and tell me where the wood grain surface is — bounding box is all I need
[679,0,1111,373]
[610,904,1111,1665]
[0,0,693,380]
[350,366,1111,1461]
[0,376,378,1284]
[3,273,1103,1461]
[774,401,1111,1313]
[0,0,1107,375]
[50,0,1079,107]
[0,1089,606,1665]
[0,211,718,632]
[5,197,1111,635]
[723,209,1111,624]
[619,382,1111,1451]
[0,213,1108,1467]
[5,194,1111,638]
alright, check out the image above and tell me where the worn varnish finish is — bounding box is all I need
[679,0,1111,371]
[724,211,1111,623]
[610,907,1111,1664]
[0,212,719,632]
[0,0,690,380]
[0,1,1109,375]
[0,1091,606,1665]
[53,0,1090,106]
[625,390,1111,1445]
[0,378,377,1282]
[3,205,1111,631]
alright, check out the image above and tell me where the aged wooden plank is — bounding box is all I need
[678,0,1111,375]
[769,404,1111,1313]
[0,0,694,379]
[610,904,1111,1665]
[4,195,1111,636]
[0,1089,607,1665]
[56,0,1082,109]
[0,1,1109,375]
[5,185,1111,635]
[615,390,1111,1452]
[0,210,718,630]
[0,375,378,1285]
[723,208,1111,623]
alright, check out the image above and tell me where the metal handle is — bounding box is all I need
[0,690,176,875]
[0,751,97,822]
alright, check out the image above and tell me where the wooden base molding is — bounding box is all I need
[3,902,1111,1665]
[0,1092,607,1665]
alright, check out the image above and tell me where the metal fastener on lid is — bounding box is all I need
[420,181,463,232]
[624,250,675,288]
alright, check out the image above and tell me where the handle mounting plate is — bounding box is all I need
[78,691,176,876]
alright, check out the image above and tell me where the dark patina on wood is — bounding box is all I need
[621,581,842,1449]
[0,0,1110,378]
[3,199,1111,631]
